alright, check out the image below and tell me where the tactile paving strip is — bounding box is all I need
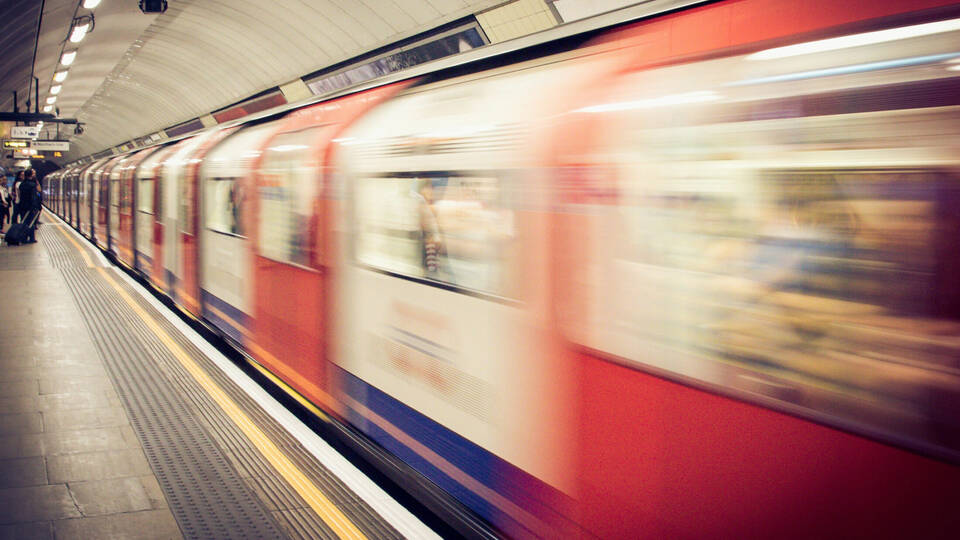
[40,224,406,540]
[45,237,285,539]
[39,219,95,269]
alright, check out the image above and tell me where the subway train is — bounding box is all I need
[43,0,960,537]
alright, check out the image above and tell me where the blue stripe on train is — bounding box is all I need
[201,289,249,343]
[337,367,574,535]
[339,368,496,522]
[136,251,152,271]
[165,269,176,302]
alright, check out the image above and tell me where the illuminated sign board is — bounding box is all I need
[34,140,69,151]
[10,126,39,139]
[3,140,29,148]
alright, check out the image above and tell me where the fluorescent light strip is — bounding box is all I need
[54,70,68,82]
[50,85,62,95]
[61,50,77,66]
[576,90,720,113]
[748,17,960,60]
[729,51,960,86]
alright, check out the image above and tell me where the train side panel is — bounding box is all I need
[551,1,960,536]
[198,122,280,343]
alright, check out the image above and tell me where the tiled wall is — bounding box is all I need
[476,0,560,43]
[552,0,641,23]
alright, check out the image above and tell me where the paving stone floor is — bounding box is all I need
[0,234,183,539]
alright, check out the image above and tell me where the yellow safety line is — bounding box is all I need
[50,212,95,268]
[53,221,366,539]
[246,358,333,423]
[94,265,367,540]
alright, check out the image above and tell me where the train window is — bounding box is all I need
[563,166,960,452]
[257,128,327,268]
[119,173,131,214]
[138,177,154,215]
[179,169,195,235]
[110,176,119,208]
[205,177,244,237]
[353,173,517,297]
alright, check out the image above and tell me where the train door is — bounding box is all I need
[179,129,235,317]
[133,145,174,285]
[332,66,586,537]
[116,158,134,265]
[68,168,77,228]
[199,122,278,344]
[251,126,331,404]
[79,165,90,237]
[117,148,159,268]
[95,157,121,250]
[47,174,57,215]
[248,84,402,413]
[108,157,128,255]
[71,170,77,227]
[74,166,84,230]
[93,165,104,247]
[84,158,108,240]
[160,135,210,300]
[54,175,60,215]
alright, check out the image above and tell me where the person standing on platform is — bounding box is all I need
[18,170,39,243]
[0,181,9,232]
[12,170,24,224]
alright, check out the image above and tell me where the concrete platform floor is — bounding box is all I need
[0,228,182,539]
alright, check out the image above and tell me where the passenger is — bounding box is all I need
[414,179,442,275]
[0,181,9,232]
[12,170,24,224]
[17,170,40,243]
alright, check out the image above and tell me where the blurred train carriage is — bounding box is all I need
[46,0,960,537]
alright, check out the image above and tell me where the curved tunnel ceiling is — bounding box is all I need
[1,0,518,163]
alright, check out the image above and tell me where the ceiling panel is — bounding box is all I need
[1,0,508,164]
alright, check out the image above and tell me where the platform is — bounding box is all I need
[0,213,439,539]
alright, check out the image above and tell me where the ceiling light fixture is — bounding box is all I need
[46,96,57,105]
[50,85,62,95]
[69,14,95,43]
[70,21,90,43]
[83,0,102,8]
[61,50,77,66]
[43,105,53,112]
[54,70,68,83]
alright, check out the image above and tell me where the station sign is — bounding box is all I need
[3,140,29,148]
[34,140,70,151]
[10,126,39,139]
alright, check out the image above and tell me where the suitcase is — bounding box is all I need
[4,211,38,246]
